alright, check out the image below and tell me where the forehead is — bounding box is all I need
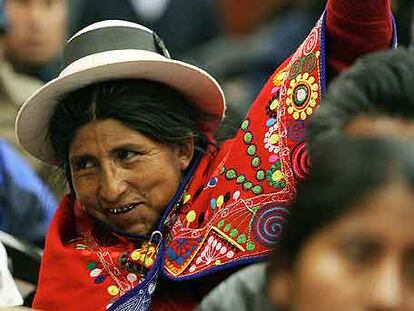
[69,119,154,154]
[344,116,414,139]
[325,182,414,241]
[6,0,65,7]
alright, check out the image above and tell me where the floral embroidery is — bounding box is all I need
[166,238,201,266]
[272,70,287,87]
[264,125,281,154]
[266,161,287,189]
[74,230,162,307]
[286,72,319,120]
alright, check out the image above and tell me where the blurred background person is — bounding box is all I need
[0,139,56,246]
[0,1,59,305]
[0,0,42,158]
[309,48,414,148]
[266,138,414,310]
[4,0,67,82]
[0,0,57,246]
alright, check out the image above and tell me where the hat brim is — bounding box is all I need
[16,50,226,165]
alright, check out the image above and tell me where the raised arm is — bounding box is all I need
[326,0,393,74]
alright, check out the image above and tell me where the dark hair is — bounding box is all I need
[48,79,214,190]
[308,48,414,151]
[270,137,414,270]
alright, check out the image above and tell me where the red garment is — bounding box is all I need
[326,0,393,72]
[33,0,393,310]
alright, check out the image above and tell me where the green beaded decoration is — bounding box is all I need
[241,119,249,130]
[217,219,225,228]
[237,234,247,244]
[236,175,246,184]
[230,229,238,238]
[243,132,253,144]
[246,241,256,251]
[247,145,256,156]
[225,169,237,180]
[243,181,253,190]
[252,185,263,195]
[256,170,265,181]
[251,157,261,168]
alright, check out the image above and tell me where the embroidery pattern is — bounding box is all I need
[286,72,319,120]
[110,271,159,311]
[163,15,324,279]
[252,204,289,247]
[74,229,161,308]
[291,142,310,181]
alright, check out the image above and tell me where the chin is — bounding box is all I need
[118,222,155,236]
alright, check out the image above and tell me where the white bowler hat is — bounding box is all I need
[15,20,226,165]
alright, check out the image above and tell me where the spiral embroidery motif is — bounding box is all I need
[291,142,310,180]
[252,204,289,247]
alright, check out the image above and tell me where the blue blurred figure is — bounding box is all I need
[0,139,57,246]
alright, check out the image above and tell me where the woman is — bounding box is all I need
[15,0,393,309]
[266,138,414,309]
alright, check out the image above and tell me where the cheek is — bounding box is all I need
[48,10,66,29]
[7,8,28,28]
[72,177,98,205]
[292,243,359,309]
[143,163,182,209]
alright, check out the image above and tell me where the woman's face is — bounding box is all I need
[269,182,414,310]
[69,119,194,235]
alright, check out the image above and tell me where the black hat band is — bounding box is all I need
[62,26,170,69]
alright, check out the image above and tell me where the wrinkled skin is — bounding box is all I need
[69,119,194,235]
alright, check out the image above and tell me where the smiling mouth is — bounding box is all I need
[107,204,138,215]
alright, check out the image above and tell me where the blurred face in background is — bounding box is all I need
[268,181,414,310]
[345,116,414,140]
[4,0,66,67]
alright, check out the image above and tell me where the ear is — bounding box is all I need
[175,137,195,171]
[266,268,293,309]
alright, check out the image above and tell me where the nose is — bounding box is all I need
[98,163,128,204]
[28,3,47,31]
[367,258,402,310]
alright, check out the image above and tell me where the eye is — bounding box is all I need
[72,157,97,172]
[115,149,138,162]
[14,0,29,4]
[44,0,57,7]
[340,239,379,266]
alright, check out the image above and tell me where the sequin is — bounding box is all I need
[90,268,102,278]
[107,285,120,296]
